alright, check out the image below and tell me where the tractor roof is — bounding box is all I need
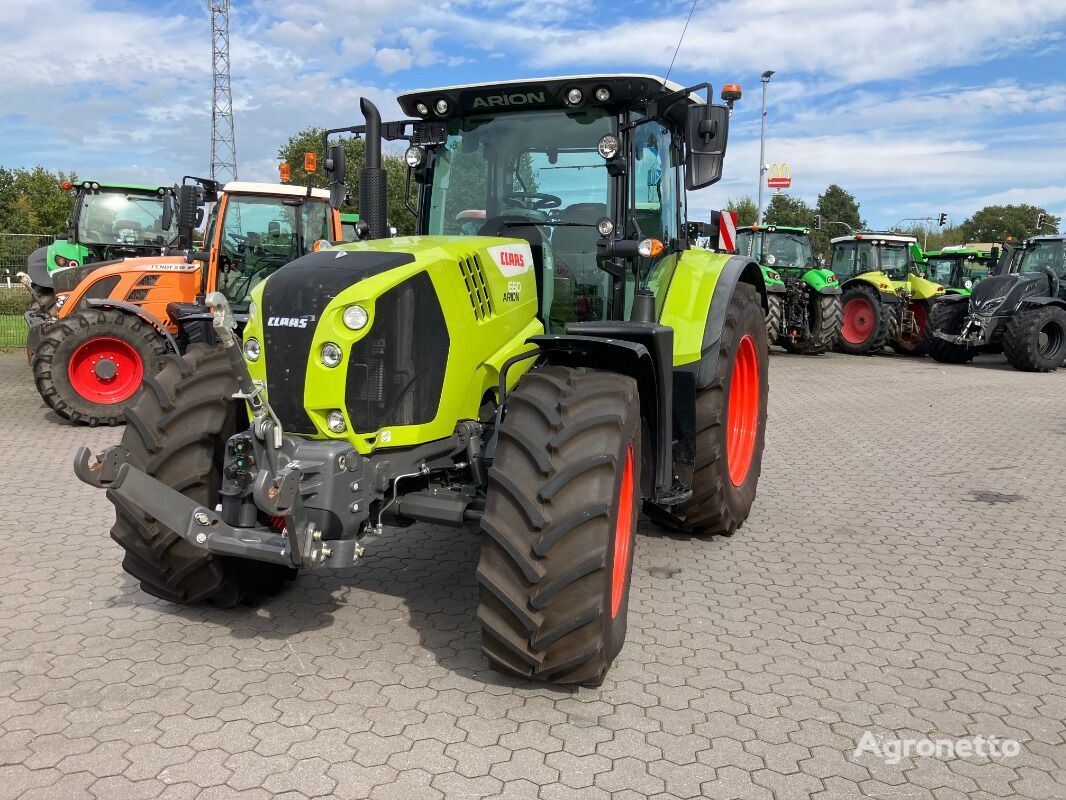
[831,232,917,245]
[397,75,702,122]
[936,245,995,257]
[1025,234,1066,243]
[223,181,330,200]
[738,224,809,234]
[76,181,169,193]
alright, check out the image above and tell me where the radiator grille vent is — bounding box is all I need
[459,254,494,320]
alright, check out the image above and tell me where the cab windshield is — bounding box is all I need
[217,195,331,311]
[426,108,615,328]
[77,189,170,247]
[926,254,992,287]
[746,231,814,269]
[878,244,912,279]
[1019,240,1066,278]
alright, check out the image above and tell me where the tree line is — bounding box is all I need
[726,186,1061,258]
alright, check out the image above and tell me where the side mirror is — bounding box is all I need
[685,103,729,190]
[161,193,175,231]
[325,144,347,210]
[176,184,201,248]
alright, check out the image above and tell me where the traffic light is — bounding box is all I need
[813,214,822,230]
[937,212,947,226]
[1036,213,1046,229]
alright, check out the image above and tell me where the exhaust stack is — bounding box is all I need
[360,98,388,240]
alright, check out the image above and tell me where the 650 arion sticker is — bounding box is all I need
[487,243,533,277]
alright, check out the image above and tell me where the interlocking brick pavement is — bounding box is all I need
[0,348,1064,799]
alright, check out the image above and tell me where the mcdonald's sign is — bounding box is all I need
[767,162,791,189]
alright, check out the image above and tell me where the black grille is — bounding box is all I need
[459,254,493,320]
[137,274,160,286]
[345,271,449,434]
[261,248,415,434]
[81,276,120,303]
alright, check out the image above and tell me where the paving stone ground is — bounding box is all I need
[0,348,1064,800]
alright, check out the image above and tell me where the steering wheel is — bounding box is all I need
[503,192,562,211]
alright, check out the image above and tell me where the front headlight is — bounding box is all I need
[343,304,369,330]
[321,342,343,368]
[248,300,257,320]
[244,337,261,362]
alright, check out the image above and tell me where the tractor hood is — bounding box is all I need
[968,272,1048,315]
[245,236,543,448]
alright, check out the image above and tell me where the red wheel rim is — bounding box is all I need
[610,444,635,619]
[901,303,927,348]
[67,337,144,404]
[727,334,759,487]
[842,297,875,344]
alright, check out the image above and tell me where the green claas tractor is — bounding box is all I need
[830,232,945,355]
[75,76,770,686]
[736,224,841,354]
[923,243,1002,296]
[925,235,1066,370]
[22,180,177,315]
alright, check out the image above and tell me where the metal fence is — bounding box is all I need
[0,234,51,349]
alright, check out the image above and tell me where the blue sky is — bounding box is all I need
[1,0,1064,230]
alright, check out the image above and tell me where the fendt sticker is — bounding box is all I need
[487,243,533,277]
[267,315,315,328]
[140,263,201,272]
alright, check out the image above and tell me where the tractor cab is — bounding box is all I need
[392,75,732,331]
[923,244,1000,294]
[23,180,177,312]
[736,225,817,271]
[1016,236,1066,298]
[830,232,923,283]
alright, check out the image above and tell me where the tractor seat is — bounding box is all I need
[552,203,606,284]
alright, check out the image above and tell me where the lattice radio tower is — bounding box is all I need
[209,0,237,181]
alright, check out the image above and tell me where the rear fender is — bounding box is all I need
[760,265,786,294]
[803,268,842,295]
[47,240,90,274]
[530,326,672,497]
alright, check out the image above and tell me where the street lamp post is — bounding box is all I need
[757,70,774,225]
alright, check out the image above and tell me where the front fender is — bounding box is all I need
[906,273,947,301]
[1018,296,1066,311]
[26,246,51,288]
[658,250,763,380]
[803,268,842,295]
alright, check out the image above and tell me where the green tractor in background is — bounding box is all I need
[736,224,841,354]
[923,243,1003,296]
[830,232,945,355]
[22,180,177,315]
[339,212,361,240]
[75,75,770,686]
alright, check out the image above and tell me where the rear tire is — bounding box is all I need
[32,308,169,426]
[477,366,641,685]
[644,282,768,536]
[837,284,890,355]
[765,294,782,346]
[1003,305,1066,372]
[783,293,841,355]
[924,301,976,364]
[889,300,929,355]
[110,344,297,606]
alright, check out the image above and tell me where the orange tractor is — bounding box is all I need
[30,175,341,425]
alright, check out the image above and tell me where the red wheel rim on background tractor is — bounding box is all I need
[68,337,144,404]
[610,444,636,618]
[902,302,927,348]
[727,334,759,486]
[842,296,875,344]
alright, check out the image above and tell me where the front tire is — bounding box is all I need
[110,344,297,606]
[477,366,641,685]
[837,285,890,355]
[32,308,169,426]
[1003,305,1066,372]
[924,301,976,364]
[645,281,768,536]
[783,293,841,355]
